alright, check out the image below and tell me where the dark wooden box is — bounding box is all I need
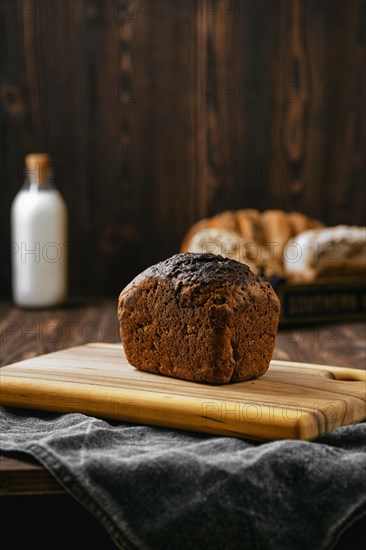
[271,278,366,326]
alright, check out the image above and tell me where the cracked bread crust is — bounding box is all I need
[118,253,280,384]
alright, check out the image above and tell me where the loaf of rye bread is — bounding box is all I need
[118,253,280,384]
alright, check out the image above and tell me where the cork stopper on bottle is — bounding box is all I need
[25,153,52,185]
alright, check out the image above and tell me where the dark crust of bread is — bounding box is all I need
[118,253,280,384]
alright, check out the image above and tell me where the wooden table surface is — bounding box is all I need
[1,298,365,496]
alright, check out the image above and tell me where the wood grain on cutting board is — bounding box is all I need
[0,343,365,441]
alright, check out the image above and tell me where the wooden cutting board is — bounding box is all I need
[1,343,365,441]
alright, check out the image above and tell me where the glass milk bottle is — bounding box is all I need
[11,154,68,307]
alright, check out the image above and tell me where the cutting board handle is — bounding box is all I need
[270,360,366,382]
[328,368,366,382]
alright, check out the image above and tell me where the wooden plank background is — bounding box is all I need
[1,0,365,297]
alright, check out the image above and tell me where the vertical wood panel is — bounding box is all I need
[268,0,366,222]
[269,0,327,215]
[325,0,366,224]
[123,0,198,265]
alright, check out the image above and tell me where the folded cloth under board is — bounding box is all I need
[1,407,365,550]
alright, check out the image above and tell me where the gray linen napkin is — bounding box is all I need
[0,407,365,550]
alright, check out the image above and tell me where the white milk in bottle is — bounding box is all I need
[11,154,68,307]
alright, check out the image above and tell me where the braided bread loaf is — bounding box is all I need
[181,209,324,278]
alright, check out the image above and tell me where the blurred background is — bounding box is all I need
[1,0,365,297]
